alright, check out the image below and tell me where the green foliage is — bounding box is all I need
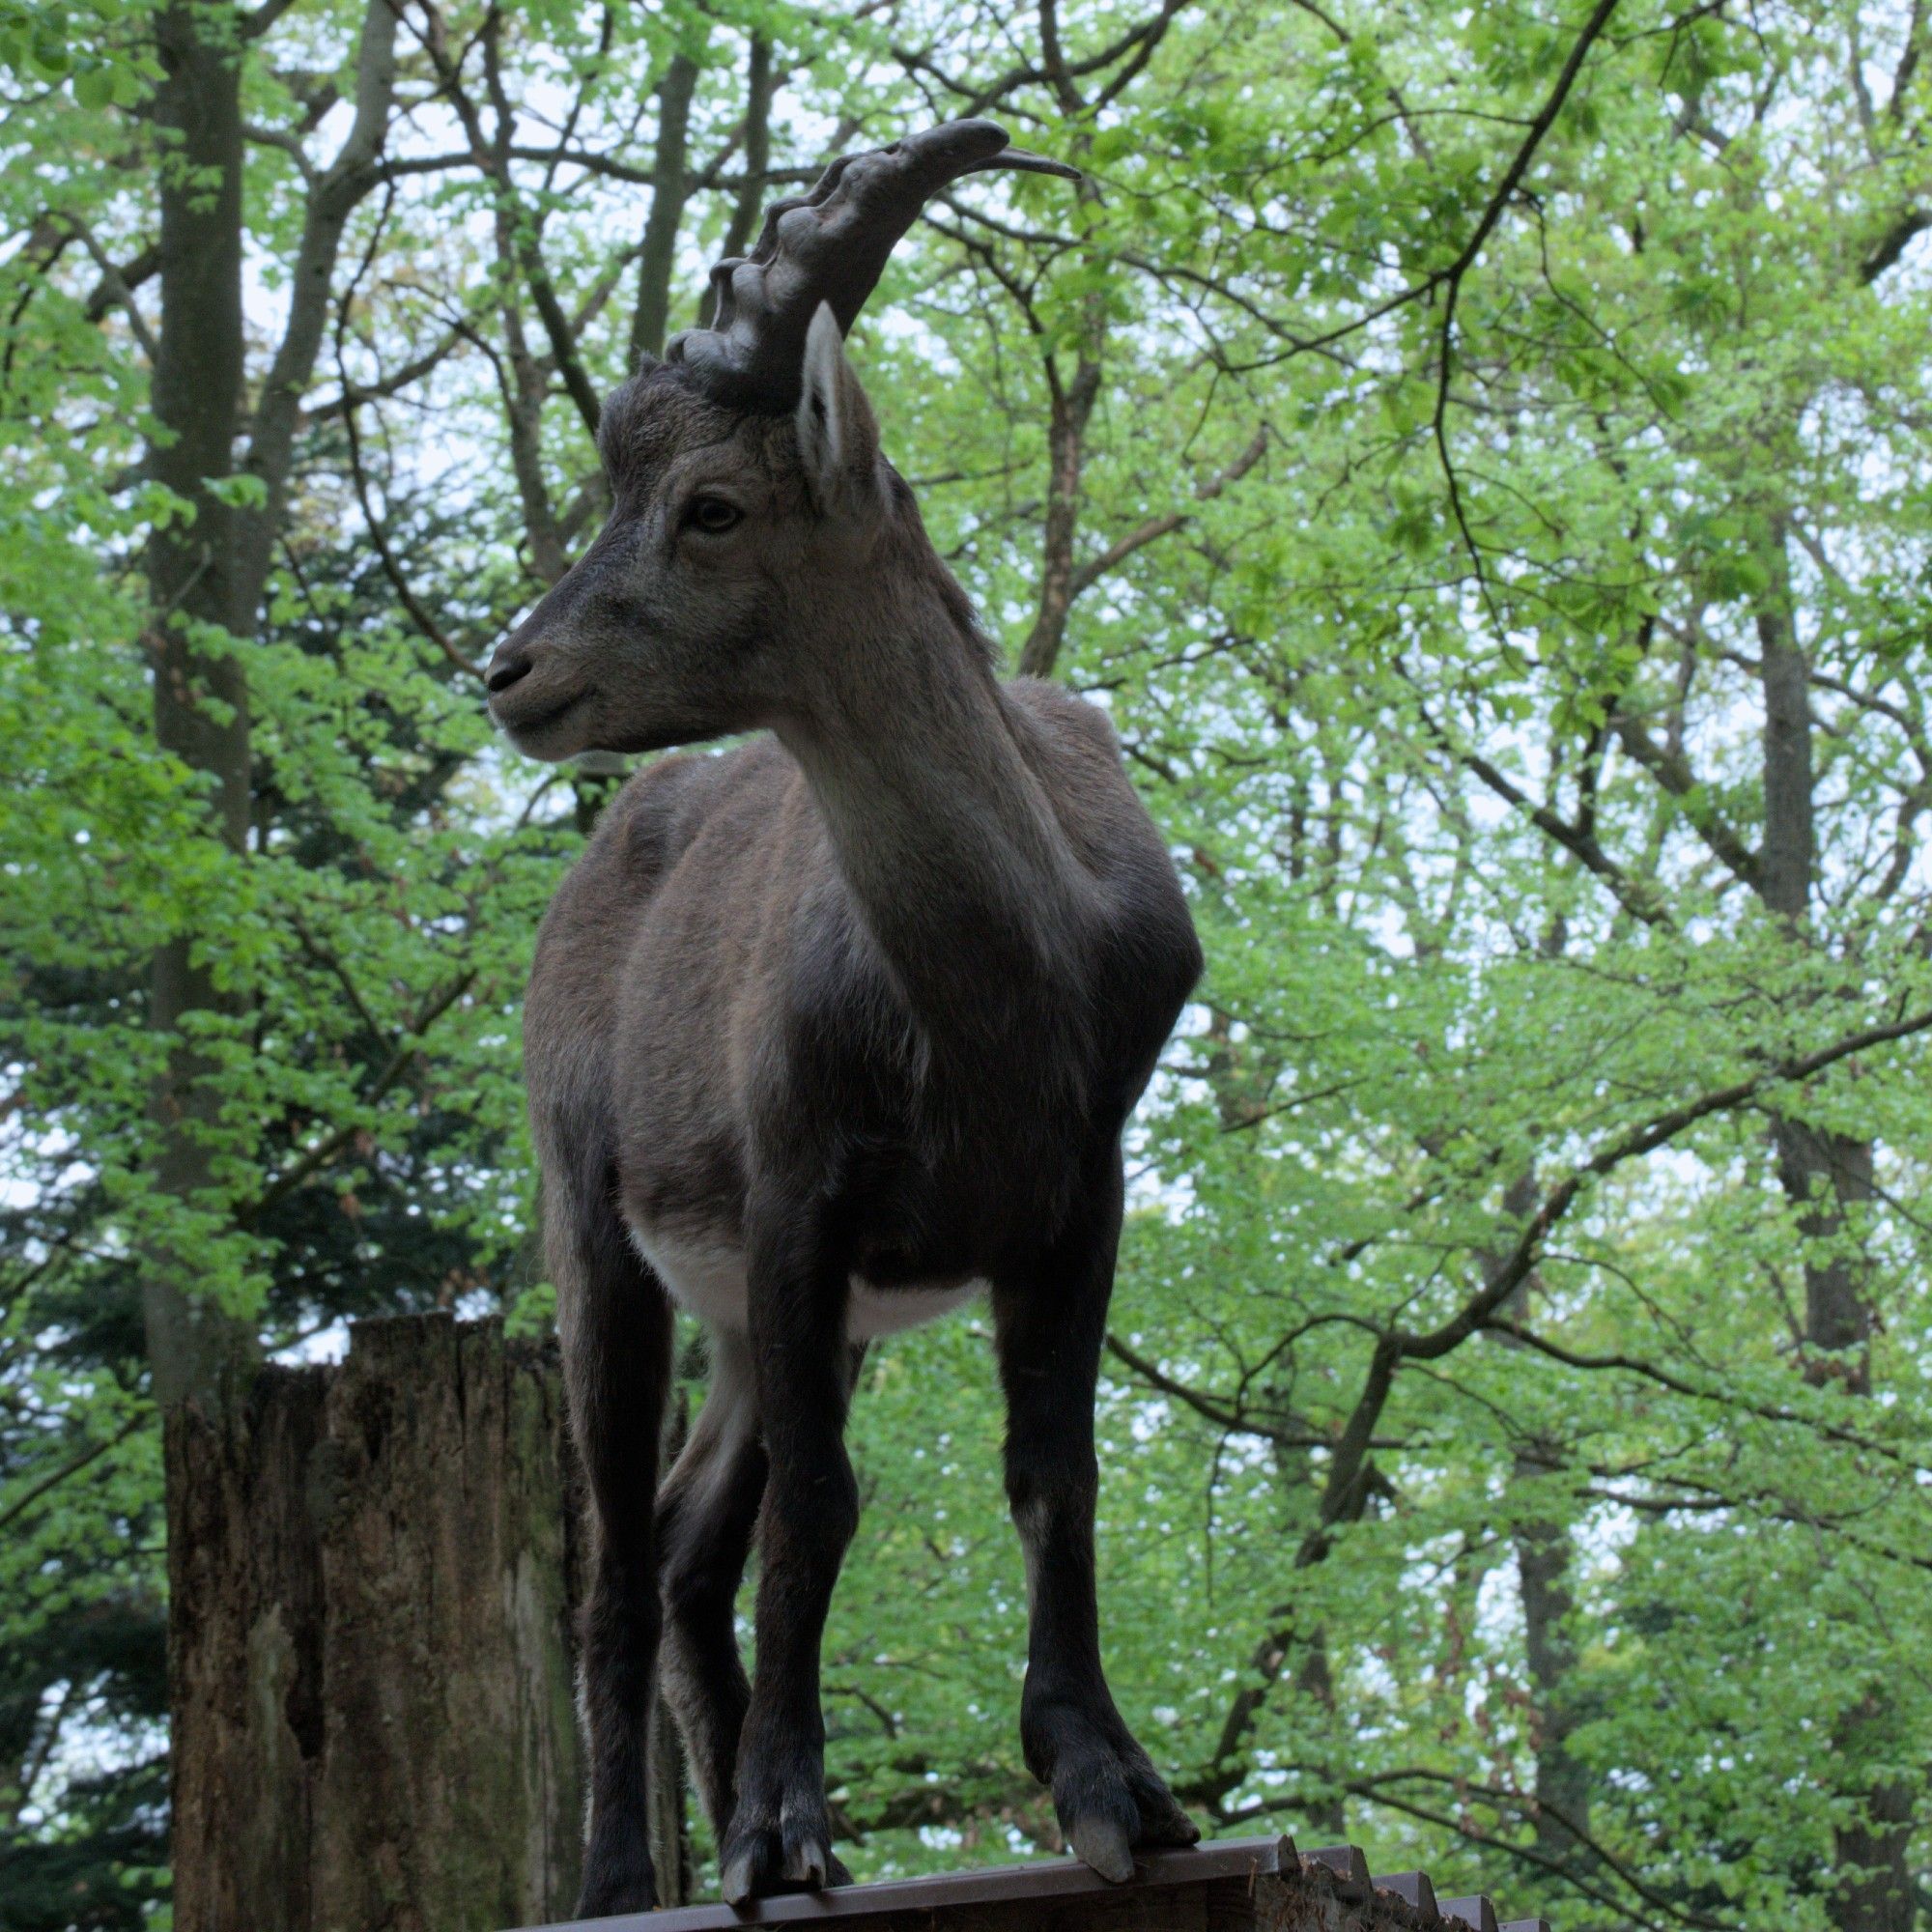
[4,2,1930,1929]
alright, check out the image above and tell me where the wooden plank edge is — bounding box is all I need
[515,1834,1298,1932]
[1305,1844,1373,1902]
[1439,1895,1501,1932]
[1374,1870,1440,1922]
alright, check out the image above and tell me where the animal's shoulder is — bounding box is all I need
[1000,679,1173,881]
[1003,675,1124,763]
[527,743,806,1066]
[571,738,795,890]
[1003,678,1203,1032]
[533,751,720,986]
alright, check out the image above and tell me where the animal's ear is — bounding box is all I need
[795,302,882,515]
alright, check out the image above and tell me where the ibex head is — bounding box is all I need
[486,121,1077,760]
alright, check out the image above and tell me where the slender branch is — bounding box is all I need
[336,372,485,680]
[243,969,477,1223]
[1486,1320,1932,1475]
[413,0,601,439]
[1610,713,1763,888]
[1216,0,1625,384]
[1067,427,1268,597]
[1328,1775,1734,1931]
[1104,1331,1403,1449]
[1402,1002,1932,1362]
[239,0,400,585]
[1427,0,1622,598]
[0,1414,144,1534]
[894,2,1197,119]
[307,327,465,416]
[1407,680,1669,926]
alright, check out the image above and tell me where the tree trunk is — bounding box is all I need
[166,1314,586,1931]
[1828,1691,1918,1932]
[629,51,699,369]
[1015,344,1101,680]
[1488,1172,1591,1872]
[1515,1508,1589,1865]
[1016,158,1105,684]
[1753,528,1912,1932]
[647,1384,694,1906]
[143,0,397,1412]
[144,0,256,1412]
[696,36,774,329]
[647,1698,691,1908]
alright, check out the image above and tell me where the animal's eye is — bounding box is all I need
[686,496,742,534]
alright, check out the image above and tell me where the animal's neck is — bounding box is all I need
[777,561,1088,1035]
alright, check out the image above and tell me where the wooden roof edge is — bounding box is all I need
[511,1833,1539,1932]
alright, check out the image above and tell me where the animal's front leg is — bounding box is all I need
[551,1170,674,1918]
[719,1210,859,1904]
[993,1149,1200,1882]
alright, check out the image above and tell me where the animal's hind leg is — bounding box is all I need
[656,1323,765,1836]
[993,1145,1199,1882]
[660,1331,866,1880]
[553,1165,673,1918]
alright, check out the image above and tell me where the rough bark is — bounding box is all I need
[1015,328,1102,679]
[144,0,256,1411]
[629,51,699,369]
[1514,1511,1589,1865]
[167,1314,586,1932]
[696,36,775,327]
[1491,1174,1591,1871]
[1752,524,1911,1932]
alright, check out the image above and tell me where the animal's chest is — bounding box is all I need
[622,1213,986,1343]
[611,890,1119,1341]
[619,1106,1072,1344]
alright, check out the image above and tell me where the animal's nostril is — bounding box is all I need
[487,655,533,695]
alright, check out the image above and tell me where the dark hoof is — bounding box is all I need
[1049,1735,1200,1883]
[1069,1811,1136,1883]
[719,1812,849,1903]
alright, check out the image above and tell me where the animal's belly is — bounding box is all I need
[624,1217,983,1340]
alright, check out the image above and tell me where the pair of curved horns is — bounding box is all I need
[663,119,1080,411]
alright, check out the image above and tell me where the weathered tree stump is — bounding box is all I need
[166,1313,586,1931]
[165,1322,1549,1932]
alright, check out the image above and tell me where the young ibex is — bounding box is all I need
[486,120,1204,1915]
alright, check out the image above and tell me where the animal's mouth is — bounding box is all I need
[492,684,589,752]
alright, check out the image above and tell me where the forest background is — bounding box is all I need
[3,0,1929,1928]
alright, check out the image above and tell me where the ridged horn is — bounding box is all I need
[664,119,1080,410]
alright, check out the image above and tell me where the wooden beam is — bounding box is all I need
[512,1834,1540,1932]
